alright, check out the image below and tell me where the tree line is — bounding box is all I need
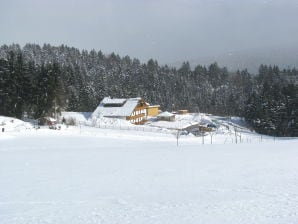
[0,43,297,136]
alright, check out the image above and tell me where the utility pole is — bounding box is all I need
[54,98,57,121]
[210,131,215,144]
[261,134,263,142]
[176,130,180,147]
[234,127,238,144]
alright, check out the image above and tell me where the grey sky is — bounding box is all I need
[1,0,298,64]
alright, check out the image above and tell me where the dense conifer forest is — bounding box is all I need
[0,43,297,136]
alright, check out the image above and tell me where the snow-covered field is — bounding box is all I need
[1,116,298,224]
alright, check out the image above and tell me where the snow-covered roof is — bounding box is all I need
[43,117,56,122]
[157,111,175,117]
[148,105,160,108]
[92,97,142,118]
[101,98,127,105]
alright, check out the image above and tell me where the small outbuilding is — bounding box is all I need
[38,117,57,126]
[178,110,188,114]
[157,111,175,122]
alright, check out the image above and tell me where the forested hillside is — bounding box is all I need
[0,43,297,136]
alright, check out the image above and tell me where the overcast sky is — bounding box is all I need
[1,0,298,64]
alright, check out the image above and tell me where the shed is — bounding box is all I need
[38,117,57,126]
[178,110,188,114]
[157,111,175,122]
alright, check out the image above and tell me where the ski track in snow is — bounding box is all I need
[0,125,298,224]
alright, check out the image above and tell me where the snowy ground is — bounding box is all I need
[1,118,298,224]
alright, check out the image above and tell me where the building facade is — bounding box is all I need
[92,97,159,124]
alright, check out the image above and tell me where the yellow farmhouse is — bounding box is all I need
[92,97,160,124]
